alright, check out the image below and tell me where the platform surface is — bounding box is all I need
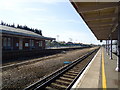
[72,47,120,89]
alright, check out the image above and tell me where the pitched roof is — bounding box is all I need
[0,25,55,40]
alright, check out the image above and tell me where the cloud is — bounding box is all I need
[19,0,68,3]
[0,0,68,5]
[0,0,63,11]
[0,0,17,10]
[23,8,47,12]
[32,15,83,24]
[0,0,47,12]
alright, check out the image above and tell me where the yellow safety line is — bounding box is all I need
[102,48,107,90]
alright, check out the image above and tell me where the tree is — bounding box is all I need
[1,21,4,25]
[1,21,43,36]
[39,30,42,35]
[17,24,20,28]
[11,23,15,27]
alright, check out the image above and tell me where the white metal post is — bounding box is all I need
[116,25,120,71]
[108,40,110,55]
[116,40,117,54]
[116,2,120,71]
[106,40,107,52]
[110,36,113,59]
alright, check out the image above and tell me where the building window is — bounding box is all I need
[32,40,34,47]
[3,37,7,47]
[8,38,11,47]
[3,37,12,50]
[16,43,19,47]
[25,43,29,47]
[30,40,34,47]
[39,41,42,47]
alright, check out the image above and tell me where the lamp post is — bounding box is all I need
[57,35,59,48]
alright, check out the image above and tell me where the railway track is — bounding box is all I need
[2,47,88,69]
[24,48,99,90]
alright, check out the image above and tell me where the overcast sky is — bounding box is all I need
[0,0,104,44]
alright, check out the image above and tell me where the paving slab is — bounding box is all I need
[103,48,119,89]
[72,47,120,89]
[72,48,101,89]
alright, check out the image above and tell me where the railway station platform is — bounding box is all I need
[72,47,120,89]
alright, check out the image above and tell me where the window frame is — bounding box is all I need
[39,41,42,47]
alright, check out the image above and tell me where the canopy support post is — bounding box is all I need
[116,2,120,72]
[110,36,113,59]
[107,40,110,55]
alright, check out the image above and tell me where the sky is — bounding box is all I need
[0,0,104,44]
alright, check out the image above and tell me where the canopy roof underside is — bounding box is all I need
[71,2,119,40]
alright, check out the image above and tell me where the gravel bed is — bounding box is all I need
[2,47,97,89]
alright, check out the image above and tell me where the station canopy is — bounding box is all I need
[70,1,119,40]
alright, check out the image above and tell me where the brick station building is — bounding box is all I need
[0,25,55,51]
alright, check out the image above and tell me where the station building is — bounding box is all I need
[0,25,55,51]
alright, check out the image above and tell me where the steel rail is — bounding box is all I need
[24,48,99,90]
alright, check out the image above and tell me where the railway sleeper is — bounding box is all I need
[68,70,80,74]
[45,78,70,90]
[45,86,55,90]
[59,77,73,82]
[65,72,78,76]
[50,82,68,89]
[51,80,70,87]
[62,74,76,79]
[55,79,70,85]
[72,67,82,70]
[57,77,72,83]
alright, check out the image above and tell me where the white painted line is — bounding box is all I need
[71,48,101,88]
